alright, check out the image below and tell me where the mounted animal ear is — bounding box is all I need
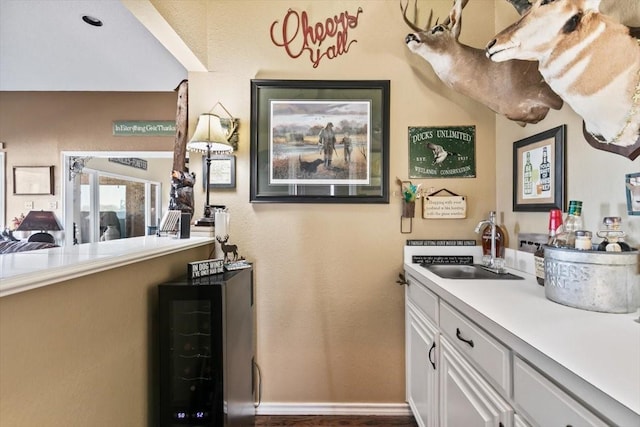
[448,0,464,39]
[584,0,602,13]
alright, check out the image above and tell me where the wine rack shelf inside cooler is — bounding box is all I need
[170,300,216,422]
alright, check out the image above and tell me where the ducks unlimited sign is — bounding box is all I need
[409,126,476,178]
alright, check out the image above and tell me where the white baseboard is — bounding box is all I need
[255,402,412,416]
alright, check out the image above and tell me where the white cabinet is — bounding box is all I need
[513,357,609,427]
[406,306,438,427]
[404,270,611,427]
[439,337,513,427]
[405,274,439,427]
[405,274,513,427]
[513,414,530,427]
[439,302,511,395]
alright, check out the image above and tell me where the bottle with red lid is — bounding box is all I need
[534,209,563,286]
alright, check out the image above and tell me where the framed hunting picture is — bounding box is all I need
[250,79,390,203]
[408,126,476,179]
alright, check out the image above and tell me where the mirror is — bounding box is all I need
[61,151,173,245]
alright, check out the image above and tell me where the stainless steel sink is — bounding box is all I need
[421,264,523,280]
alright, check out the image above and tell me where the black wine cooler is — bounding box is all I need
[158,267,254,427]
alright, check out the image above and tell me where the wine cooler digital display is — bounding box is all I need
[170,300,217,423]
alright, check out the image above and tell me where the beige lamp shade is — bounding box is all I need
[187,113,234,153]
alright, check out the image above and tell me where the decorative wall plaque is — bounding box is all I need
[409,126,476,178]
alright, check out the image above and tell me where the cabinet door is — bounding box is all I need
[514,414,531,427]
[513,356,608,427]
[407,306,439,427]
[440,337,513,427]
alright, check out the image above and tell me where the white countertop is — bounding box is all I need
[0,236,214,297]
[404,245,640,424]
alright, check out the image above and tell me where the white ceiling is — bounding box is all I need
[0,0,187,92]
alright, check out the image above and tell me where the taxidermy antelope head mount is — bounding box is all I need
[486,0,640,160]
[401,0,563,126]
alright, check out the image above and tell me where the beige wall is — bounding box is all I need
[0,245,211,427]
[0,91,177,226]
[169,0,498,405]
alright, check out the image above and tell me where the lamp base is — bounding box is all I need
[194,205,225,227]
[194,216,215,227]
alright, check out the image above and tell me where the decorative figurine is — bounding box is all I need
[216,235,239,263]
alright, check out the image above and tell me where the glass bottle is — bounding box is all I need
[524,152,533,195]
[539,147,550,193]
[534,208,563,286]
[561,200,583,248]
[480,211,505,260]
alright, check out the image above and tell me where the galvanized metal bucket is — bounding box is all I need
[544,247,639,313]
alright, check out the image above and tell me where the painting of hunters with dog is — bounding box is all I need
[270,100,371,185]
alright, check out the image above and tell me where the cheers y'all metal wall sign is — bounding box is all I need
[409,126,476,178]
[270,7,363,68]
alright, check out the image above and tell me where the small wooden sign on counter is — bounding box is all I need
[188,259,224,279]
[412,255,474,265]
[407,239,476,246]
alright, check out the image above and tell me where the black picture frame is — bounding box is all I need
[626,172,640,216]
[13,165,54,195]
[512,125,566,212]
[250,79,390,203]
[203,155,236,189]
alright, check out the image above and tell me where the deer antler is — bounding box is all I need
[400,0,423,33]
[401,0,470,31]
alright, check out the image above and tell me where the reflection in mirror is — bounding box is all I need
[62,152,173,246]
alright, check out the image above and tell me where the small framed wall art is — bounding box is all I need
[13,166,54,195]
[512,125,566,212]
[626,172,640,216]
[203,155,236,189]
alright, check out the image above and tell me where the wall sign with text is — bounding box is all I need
[112,120,176,136]
[270,7,363,68]
[408,126,476,178]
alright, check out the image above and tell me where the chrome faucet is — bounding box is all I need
[475,211,505,273]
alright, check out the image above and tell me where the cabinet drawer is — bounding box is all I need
[406,274,438,324]
[439,302,510,394]
[513,356,608,427]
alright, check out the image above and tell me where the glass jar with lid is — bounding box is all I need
[574,230,592,250]
[596,217,632,252]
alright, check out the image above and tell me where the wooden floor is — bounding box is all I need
[255,415,419,426]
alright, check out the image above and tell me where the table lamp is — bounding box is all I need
[16,210,62,243]
[187,110,236,226]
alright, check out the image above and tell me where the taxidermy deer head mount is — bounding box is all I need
[487,0,640,160]
[401,0,563,126]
